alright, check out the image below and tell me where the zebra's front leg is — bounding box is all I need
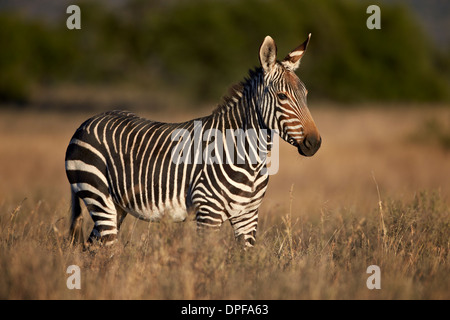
[229,210,259,248]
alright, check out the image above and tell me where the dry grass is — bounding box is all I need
[0,105,449,299]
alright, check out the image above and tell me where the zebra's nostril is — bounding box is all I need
[305,134,321,150]
[305,137,312,149]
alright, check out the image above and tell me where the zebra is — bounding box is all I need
[65,34,321,248]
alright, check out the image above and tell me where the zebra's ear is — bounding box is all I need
[282,33,311,72]
[259,36,277,73]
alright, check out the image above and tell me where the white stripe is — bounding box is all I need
[69,139,107,165]
[65,160,108,186]
[70,183,114,210]
[99,229,117,236]
[83,198,116,215]
[95,220,117,227]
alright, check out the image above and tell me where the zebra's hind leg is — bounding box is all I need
[83,196,119,246]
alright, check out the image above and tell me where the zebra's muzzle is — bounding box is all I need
[298,134,321,157]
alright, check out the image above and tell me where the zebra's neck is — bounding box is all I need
[207,68,273,164]
[211,68,265,132]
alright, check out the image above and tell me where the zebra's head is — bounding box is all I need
[258,34,321,157]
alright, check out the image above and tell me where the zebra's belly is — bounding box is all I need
[123,201,188,223]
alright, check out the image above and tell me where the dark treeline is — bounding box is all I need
[1,0,449,106]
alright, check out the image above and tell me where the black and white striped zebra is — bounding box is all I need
[65,35,321,248]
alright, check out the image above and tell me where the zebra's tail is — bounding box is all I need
[69,189,84,245]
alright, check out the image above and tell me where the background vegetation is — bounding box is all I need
[0,0,448,300]
[1,0,449,105]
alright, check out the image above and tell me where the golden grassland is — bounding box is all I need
[0,105,449,299]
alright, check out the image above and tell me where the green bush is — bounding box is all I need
[0,0,449,105]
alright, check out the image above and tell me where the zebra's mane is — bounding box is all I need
[212,67,263,115]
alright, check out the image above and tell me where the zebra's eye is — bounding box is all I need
[277,93,288,101]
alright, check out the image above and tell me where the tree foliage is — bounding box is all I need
[1,0,449,104]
